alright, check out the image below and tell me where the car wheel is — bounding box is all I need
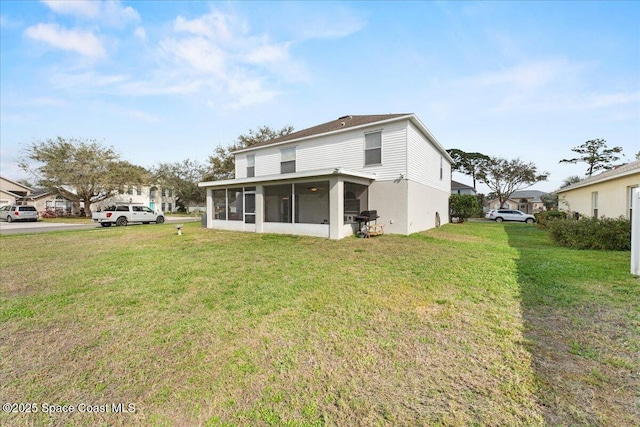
[115,216,127,226]
[155,216,165,224]
[6,216,12,223]
[101,223,112,227]
[526,218,534,224]
[495,217,504,223]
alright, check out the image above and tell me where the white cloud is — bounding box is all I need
[467,59,571,89]
[289,5,366,40]
[50,71,128,89]
[134,27,147,41]
[24,23,106,58]
[583,92,640,109]
[41,0,140,27]
[159,36,226,77]
[173,10,238,40]
[245,42,290,65]
[153,8,309,107]
[41,0,100,19]
[123,109,160,123]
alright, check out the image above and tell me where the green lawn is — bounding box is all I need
[0,222,637,426]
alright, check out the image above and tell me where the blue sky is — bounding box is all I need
[1,1,638,193]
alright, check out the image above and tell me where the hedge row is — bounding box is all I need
[547,216,631,251]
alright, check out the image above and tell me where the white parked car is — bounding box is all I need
[486,209,536,224]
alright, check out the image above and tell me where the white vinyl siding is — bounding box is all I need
[242,121,408,182]
[407,122,451,191]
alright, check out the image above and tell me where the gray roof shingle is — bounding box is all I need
[235,114,412,151]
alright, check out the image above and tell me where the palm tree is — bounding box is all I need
[561,175,582,188]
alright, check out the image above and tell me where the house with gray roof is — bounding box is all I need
[199,114,453,239]
[451,180,476,195]
[556,160,639,219]
[487,190,548,213]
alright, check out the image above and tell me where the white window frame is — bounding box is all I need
[280,147,296,174]
[247,154,255,178]
[592,191,599,219]
[364,131,382,166]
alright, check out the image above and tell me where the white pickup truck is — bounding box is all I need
[92,204,165,227]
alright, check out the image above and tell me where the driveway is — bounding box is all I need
[0,216,200,235]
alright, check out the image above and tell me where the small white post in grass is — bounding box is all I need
[632,188,640,276]
[175,224,184,236]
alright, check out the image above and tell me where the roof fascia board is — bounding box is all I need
[199,168,376,188]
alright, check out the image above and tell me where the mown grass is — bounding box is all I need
[0,222,637,426]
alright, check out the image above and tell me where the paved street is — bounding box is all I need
[0,216,200,235]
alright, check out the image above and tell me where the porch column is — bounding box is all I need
[329,177,344,239]
[206,188,213,228]
[255,185,264,234]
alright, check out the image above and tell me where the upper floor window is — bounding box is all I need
[364,132,382,166]
[440,156,443,180]
[281,147,296,174]
[247,154,255,177]
[161,188,166,197]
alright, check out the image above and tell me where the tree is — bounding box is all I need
[19,137,148,216]
[560,175,582,188]
[446,149,490,190]
[477,157,548,209]
[449,194,480,223]
[152,159,206,211]
[559,139,623,176]
[206,125,294,181]
[540,193,558,210]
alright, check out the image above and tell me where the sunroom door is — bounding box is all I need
[244,193,255,224]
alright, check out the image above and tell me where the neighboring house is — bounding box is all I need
[26,190,77,216]
[487,190,547,213]
[0,176,32,207]
[451,180,476,195]
[556,160,640,219]
[92,185,178,213]
[199,113,453,239]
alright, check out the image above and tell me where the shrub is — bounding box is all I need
[449,194,480,222]
[534,210,567,229]
[548,216,631,251]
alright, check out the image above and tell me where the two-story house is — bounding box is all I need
[199,114,453,239]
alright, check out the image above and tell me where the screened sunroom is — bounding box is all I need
[199,168,374,239]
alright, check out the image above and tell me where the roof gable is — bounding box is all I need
[0,176,32,192]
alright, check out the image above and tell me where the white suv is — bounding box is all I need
[486,209,536,224]
[0,205,39,222]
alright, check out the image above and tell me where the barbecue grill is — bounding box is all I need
[355,210,379,224]
[354,210,384,237]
